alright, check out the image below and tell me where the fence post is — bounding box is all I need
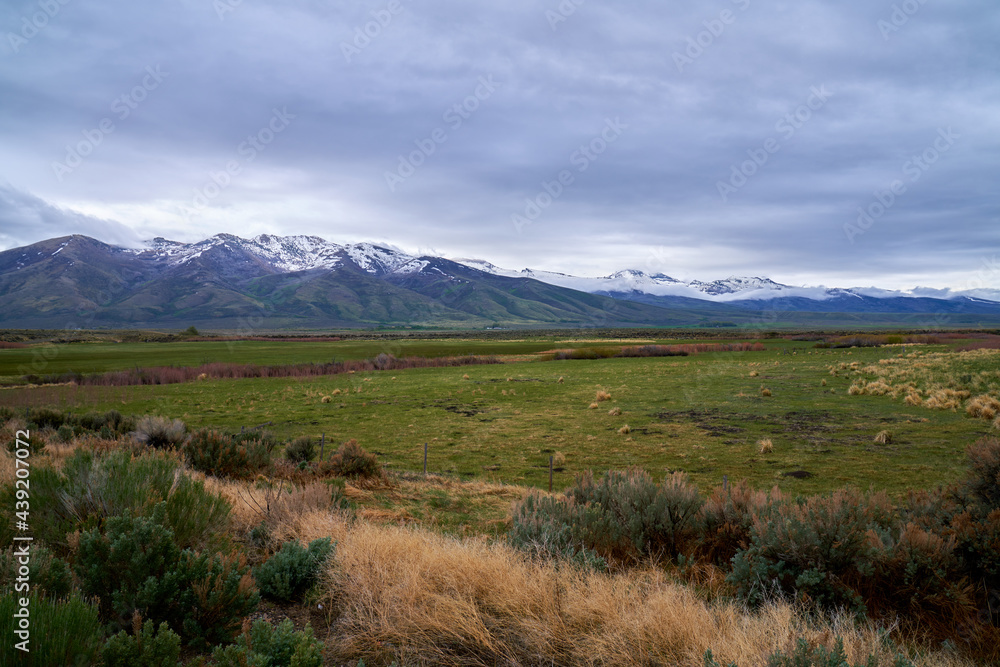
[320,433,325,461]
[549,455,553,493]
[423,443,428,476]
[723,474,729,492]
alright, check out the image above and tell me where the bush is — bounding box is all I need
[57,423,75,442]
[75,504,258,647]
[47,448,230,552]
[254,537,334,602]
[0,593,104,666]
[964,437,1000,511]
[285,436,317,464]
[211,618,323,667]
[133,415,187,449]
[509,490,610,569]
[184,428,271,479]
[571,468,704,560]
[27,406,70,429]
[328,439,381,479]
[235,429,279,453]
[728,488,895,615]
[103,618,182,667]
[705,637,915,667]
[0,545,73,599]
[697,481,780,566]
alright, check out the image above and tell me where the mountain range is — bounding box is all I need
[2,234,999,330]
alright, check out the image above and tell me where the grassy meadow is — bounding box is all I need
[1,333,997,496]
[2,330,1000,666]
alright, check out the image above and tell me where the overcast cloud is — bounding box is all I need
[0,0,997,289]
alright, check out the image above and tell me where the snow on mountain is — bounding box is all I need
[115,237,999,305]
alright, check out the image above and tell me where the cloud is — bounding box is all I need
[0,0,997,289]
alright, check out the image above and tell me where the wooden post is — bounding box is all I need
[240,425,244,434]
[549,455,553,493]
[723,474,729,492]
[423,443,428,475]
[319,433,325,461]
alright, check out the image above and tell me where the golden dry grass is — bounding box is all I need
[874,430,892,445]
[319,520,966,667]
[595,390,612,402]
[608,406,622,416]
[758,439,774,454]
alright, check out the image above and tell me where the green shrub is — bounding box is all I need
[254,537,334,602]
[964,437,1000,512]
[133,415,187,449]
[728,488,895,615]
[571,468,705,560]
[211,618,323,667]
[328,439,381,479]
[235,429,279,453]
[0,545,73,598]
[697,481,780,566]
[184,428,271,479]
[704,637,915,667]
[0,593,104,666]
[509,490,609,570]
[75,504,258,647]
[285,436,316,464]
[28,406,70,429]
[56,448,231,552]
[57,423,75,442]
[103,618,182,667]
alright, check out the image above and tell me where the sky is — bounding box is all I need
[0,0,997,290]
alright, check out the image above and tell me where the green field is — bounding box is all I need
[3,334,995,497]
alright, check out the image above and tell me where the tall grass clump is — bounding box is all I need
[327,439,382,480]
[132,415,187,449]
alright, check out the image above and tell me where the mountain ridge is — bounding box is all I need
[2,234,999,329]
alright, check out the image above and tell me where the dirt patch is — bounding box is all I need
[782,470,814,479]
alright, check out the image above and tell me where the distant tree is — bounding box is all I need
[184,326,199,336]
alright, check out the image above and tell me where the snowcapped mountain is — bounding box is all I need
[451,258,1000,307]
[2,233,999,329]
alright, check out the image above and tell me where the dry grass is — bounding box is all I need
[588,402,600,410]
[608,406,622,417]
[760,387,772,397]
[320,521,963,667]
[618,424,632,435]
[595,390,612,402]
[966,394,1000,421]
[874,430,892,445]
[321,395,332,403]
[205,476,348,550]
[758,439,774,455]
[749,370,759,378]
